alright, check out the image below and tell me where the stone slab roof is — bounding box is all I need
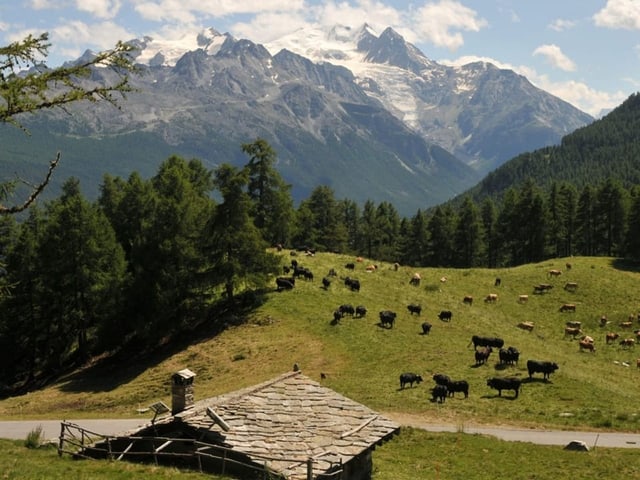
[170,371,400,479]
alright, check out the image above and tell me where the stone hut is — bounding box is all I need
[92,370,400,480]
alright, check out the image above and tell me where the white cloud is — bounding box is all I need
[232,12,311,44]
[133,0,304,24]
[76,0,123,20]
[593,0,640,29]
[28,0,60,8]
[411,0,487,51]
[51,20,135,57]
[316,0,402,28]
[549,19,576,32]
[533,44,576,72]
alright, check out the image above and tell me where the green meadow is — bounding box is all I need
[2,254,640,478]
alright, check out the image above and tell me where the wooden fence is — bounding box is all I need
[57,421,344,480]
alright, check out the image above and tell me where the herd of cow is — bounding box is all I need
[276,254,640,404]
[399,355,560,402]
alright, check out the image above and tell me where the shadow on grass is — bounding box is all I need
[56,290,268,394]
[611,258,640,273]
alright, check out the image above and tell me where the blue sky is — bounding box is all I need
[1,1,639,117]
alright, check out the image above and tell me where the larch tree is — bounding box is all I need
[0,33,135,215]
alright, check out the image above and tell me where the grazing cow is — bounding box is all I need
[548,269,562,278]
[366,264,377,272]
[440,276,447,283]
[393,262,400,271]
[494,277,502,287]
[303,269,314,281]
[407,303,422,315]
[620,321,633,329]
[620,338,636,348]
[276,276,295,291]
[322,277,331,289]
[566,262,572,270]
[345,262,355,270]
[605,332,620,344]
[355,305,367,318]
[432,373,451,386]
[533,284,553,294]
[527,360,559,380]
[564,326,583,338]
[517,321,535,332]
[487,377,522,398]
[518,295,529,303]
[409,273,421,286]
[579,339,596,352]
[344,277,361,292]
[470,335,504,350]
[446,380,469,398]
[499,346,520,365]
[566,321,582,329]
[600,315,609,327]
[332,310,342,324]
[475,347,493,365]
[438,310,453,322]
[559,303,576,312]
[485,293,498,303]
[564,282,578,292]
[399,372,423,389]
[327,268,338,277]
[431,384,448,403]
[463,295,474,305]
[339,304,355,317]
[379,310,396,328]
[421,322,432,335]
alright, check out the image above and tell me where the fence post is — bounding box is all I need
[307,457,313,480]
[58,422,65,456]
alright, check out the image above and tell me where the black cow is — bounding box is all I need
[499,346,520,365]
[400,372,423,389]
[407,303,422,315]
[487,377,522,398]
[345,262,355,270]
[446,380,469,398]
[322,277,331,289]
[432,373,451,386]
[527,360,559,380]
[276,276,295,291]
[438,310,452,322]
[379,310,396,328]
[475,347,492,365]
[355,305,367,317]
[339,304,355,317]
[431,384,448,403]
[470,335,504,350]
[345,277,361,291]
[421,321,432,335]
[332,310,342,323]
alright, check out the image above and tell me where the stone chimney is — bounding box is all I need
[171,368,196,414]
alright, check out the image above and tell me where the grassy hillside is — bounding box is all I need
[2,254,640,433]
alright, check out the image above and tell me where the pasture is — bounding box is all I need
[1,254,640,435]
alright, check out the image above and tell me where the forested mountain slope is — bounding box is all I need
[460,92,640,203]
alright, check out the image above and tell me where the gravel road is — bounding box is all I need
[1,417,639,449]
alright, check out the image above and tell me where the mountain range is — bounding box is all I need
[6,25,594,216]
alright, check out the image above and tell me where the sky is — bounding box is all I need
[1,1,639,117]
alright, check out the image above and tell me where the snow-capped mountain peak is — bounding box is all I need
[130,27,230,67]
